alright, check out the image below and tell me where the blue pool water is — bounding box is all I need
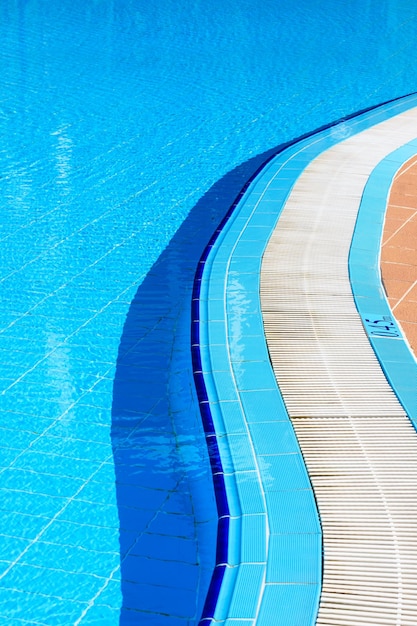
[1,0,417,623]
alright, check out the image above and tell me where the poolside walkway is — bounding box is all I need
[197,94,417,626]
[261,107,417,625]
[382,156,417,356]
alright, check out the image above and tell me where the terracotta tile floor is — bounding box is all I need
[381,155,417,355]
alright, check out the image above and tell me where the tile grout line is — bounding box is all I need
[391,278,417,311]
[381,208,417,246]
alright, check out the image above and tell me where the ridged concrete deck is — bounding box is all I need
[261,108,417,625]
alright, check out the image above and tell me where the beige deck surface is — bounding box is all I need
[261,109,417,625]
[382,156,417,356]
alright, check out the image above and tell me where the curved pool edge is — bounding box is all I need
[350,140,417,423]
[192,91,417,624]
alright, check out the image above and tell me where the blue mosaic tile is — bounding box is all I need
[240,389,288,423]
[189,475,218,525]
[0,348,41,370]
[57,500,121,529]
[228,312,264,338]
[227,564,266,619]
[266,491,321,534]
[118,608,190,625]
[206,278,227,302]
[227,272,259,296]
[46,419,111,444]
[243,224,275,238]
[39,519,125,553]
[249,421,300,456]
[206,320,228,345]
[206,401,227,437]
[217,401,247,435]
[0,512,50,540]
[225,434,257,472]
[212,370,239,402]
[119,554,199,590]
[234,472,265,515]
[259,453,311,491]
[233,238,267,258]
[20,541,120,577]
[225,517,242,566]
[0,618,48,626]
[0,563,12,578]
[207,343,232,372]
[0,587,86,623]
[216,224,243,248]
[149,511,196,539]
[0,563,106,603]
[0,536,31,562]
[227,289,261,318]
[212,566,239,621]
[118,579,197,617]
[0,488,68,519]
[153,489,193,516]
[129,532,198,564]
[232,361,277,391]
[0,446,21,468]
[86,463,117,485]
[222,475,242,518]
[247,211,279,228]
[0,389,66,419]
[267,533,322,582]
[229,256,261,276]
[0,427,39,450]
[229,334,269,364]
[216,436,234,474]
[77,603,121,625]
[240,514,267,564]
[114,503,155,532]
[111,465,180,493]
[29,435,111,462]
[257,584,320,626]
[11,450,103,480]
[0,412,54,441]
[98,475,166,511]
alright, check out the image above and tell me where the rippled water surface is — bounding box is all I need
[1,0,417,623]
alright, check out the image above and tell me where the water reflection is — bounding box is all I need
[52,125,73,189]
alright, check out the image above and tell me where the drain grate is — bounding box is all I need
[261,107,417,625]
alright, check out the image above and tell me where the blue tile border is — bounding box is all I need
[350,140,417,424]
[193,91,417,624]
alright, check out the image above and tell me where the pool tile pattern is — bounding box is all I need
[0,185,218,623]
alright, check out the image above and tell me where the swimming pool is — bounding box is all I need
[1,0,417,623]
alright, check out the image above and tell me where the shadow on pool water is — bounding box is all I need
[110,145,279,624]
